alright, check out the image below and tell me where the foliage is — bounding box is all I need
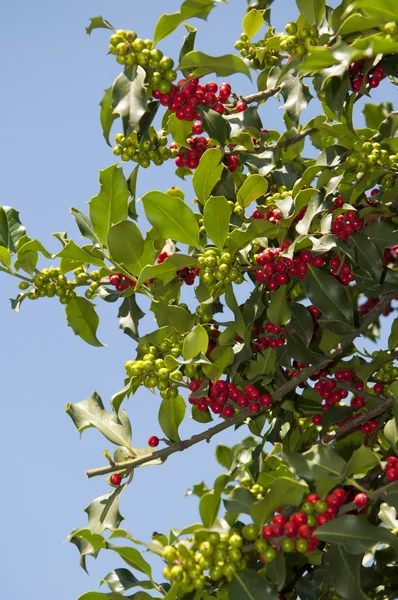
[2,1,398,599]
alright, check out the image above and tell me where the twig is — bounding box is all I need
[86,292,396,479]
[265,128,317,150]
[338,481,398,516]
[227,86,281,108]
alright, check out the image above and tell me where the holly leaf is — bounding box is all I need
[65,297,105,347]
[230,571,278,600]
[112,66,148,137]
[66,391,131,446]
[203,196,231,249]
[284,445,347,482]
[224,488,256,515]
[118,296,145,341]
[154,0,226,44]
[197,105,231,146]
[242,9,264,39]
[193,148,224,204]
[0,206,26,252]
[86,16,114,35]
[100,87,117,146]
[158,395,186,442]
[251,479,308,526]
[267,286,292,325]
[89,165,129,246]
[108,221,145,272]
[237,174,268,208]
[178,51,251,79]
[280,70,312,126]
[199,492,220,527]
[316,515,398,554]
[296,0,325,26]
[142,191,199,247]
[182,324,209,359]
[326,545,370,600]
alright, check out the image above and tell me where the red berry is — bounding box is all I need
[298,524,313,539]
[312,414,322,426]
[332,488,347,504]
[273,513,287,526]
[284,522,297,537]
[236,101,248,112]
[292,511,307,526]
[148,436,159,448]
[206,82,218,93]
[260,394,272,407]
[110,473,122,486]
[222,405,235,418]
[373,383,384,394]
[248,402,260,413]
[263,525,274,539]
[386,468,398,482]
[307,493,320,504]
[212,103,225,114]
[316,513,330,526]
[354,493,369,509]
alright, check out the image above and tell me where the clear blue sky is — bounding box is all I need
[0,1,393,598]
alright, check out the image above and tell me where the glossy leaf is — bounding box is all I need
[154,0,225,44]
[112,66,148,137]
[100,88,117,146]
[108,545,152,577]
[199,492,220,527]
[86,16,114,35]
[193,148,224,204]
[103,569,154,594]
[326,545,370,600]
[203,195,231,248]
[66,392,131,446]
[178,51,251,79]
[284,445,346,481]
[136,254,195,288]
[89,165,129,245]
[197,105,231,146]
[118,296,145,341]
[243,9,264,39]
[296,0,325,26]
[316,515,398,554]
[230,571,278,600]
[224,488,256,515]
[142,191,199,247]
[237,174,268,208]
[0,206,26,252]
[182,324,208,359]
[251,478,308,526]
[158,395,186,442]
[267,286,292,325]
[108,221,145,271]
[65,297,105,347]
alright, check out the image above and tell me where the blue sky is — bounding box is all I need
[0,1,394,598]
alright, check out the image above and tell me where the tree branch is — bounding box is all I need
[227,86,281,108]
[265,128,317,150]
[86,292,396,479]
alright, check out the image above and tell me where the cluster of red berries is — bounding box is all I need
[171,136,211,170]
[328,256,354,286]
[331,201,363,240]
[153,78,231,120]
[385,456,398,482]
[253,207,282,223]
[109,273,136,291]
[254,246,325,289]
[251,321,287,352]
[188,379,272,417]
[261,489,350,555]
[349,60,386,91]
[158,251,199,285]
[223,153,240,172]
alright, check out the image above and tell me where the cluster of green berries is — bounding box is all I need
[280,22,320,57]
[113,127,177,167]
[162,528,261,591]
[234,34,279,70]
[125,339,199,397]
[108,30,176,93]
[374,360,398,384]
[346,141,397,187]
[241,477,265,500]
[19,268,101,304]
[381,22,398,38]
[197,248,244,288]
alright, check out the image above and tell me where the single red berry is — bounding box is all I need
[292,511,307,526]
[316,513,330,526]
[307,493,320,504]
[312,414,322,426]
[283,522,297,537]
[354,493,369,509]
[373,383,384,394]
[386,468,398,482]
[148,436,159,448]
[236,101,248,112]
[248,402,260,413]
[273,514,287,526]
[260,394,272,407]
[332,488,347,504]
[110,473,122,486]
[263,524,274,539]
[386,456,398,467]
[298,524,313,539]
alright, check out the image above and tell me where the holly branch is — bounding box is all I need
[86,292,396,479]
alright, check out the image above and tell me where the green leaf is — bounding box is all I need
[166,113,193,148]
[197,105,231,146]
[151,301,195,334]
[100,88,117,146]
[388,318,398,351]
[352,0,398,22]
[347,445,379,476]
[243,9,264,39]
[108,545,152,577]
[179,24,197,76]
[286,303,314,345]
[251,479,308,526]
[112,66,148,137]
[203,345,234,380]
[247,348,276,378]
[296,0,325,26]
[86,16,114,35]
[118,296,145,341]
[284,445,346,481]
[65,297,105,347]
[89,165,129,245]
[351,234,382,281]
[57,240,105,268]
[178,51,251,79]
[70,208,101,244]
[225,106,262,139]
[215,445,232,469]
[304,265,354,334]
[316,515,398,554]
[226,220,278,254]
[182,324,209,359]
[338,13,380,36]
[0,206,26,252]
[193,148,224,204]
[230,571,278,600]
[326,545,370,600]
[199,492,220,527]
[384,483,398,511]
[158,395,186,442]
[267,286,292,325]
[237,174,268,208]
[359,220,398,253]
[136,254,195,288]
[0,246,10,268]
[203,196,231,249]
[280,70,312,126]
[142,191,199,247]
[108,221,145,272]
[153,0,225,44]
[363,102,392,130]
[103,569,154,594]
[224,488,256,515]
[66,391,131,446]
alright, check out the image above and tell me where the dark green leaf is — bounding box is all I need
[178,51,251,79]
[286,303,314,345]
[108,221,145,272]
[251,479,308,526]
[197,105,231,146]
[284,445,346,481]
[118,296,145,341]
[100,88,117,146]
[296,0,325,26]
[280,70,312,126]
[199,492,220,527]
[317,515,398,554]
[360,220,398,252]
[86,16,114,35]
[224,488,256,515]
[136,254,195,288]
[193,148,224,204]
[350,234,382,282]
[230,570,278,600]
[0,206,26,252]
[226,220,278,253]
[179,24,197,76]
[103,569,154,594]
[112,66,148,137]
